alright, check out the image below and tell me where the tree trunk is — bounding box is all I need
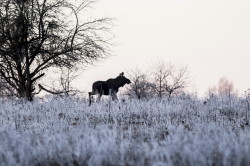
[17,74,33,101]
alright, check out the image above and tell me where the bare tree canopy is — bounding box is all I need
[151,61,190,99]
[0,0,112,101]
[126,68,155,99]
[126,61,190,100]
[151,61,173,98]
[165,65,190,98]
[208,77,238,97]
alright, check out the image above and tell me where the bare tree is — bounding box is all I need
[126,68,154,99]
[61,69,72,96]
[151,61,190,99]
[208,77,238,97]
[0,0,112,101]
[218,77,238,96]
[151,61,173,98]
[165,65,190,98]
[58,67,80,96]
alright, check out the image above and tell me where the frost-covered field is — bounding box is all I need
[0,95,250,166]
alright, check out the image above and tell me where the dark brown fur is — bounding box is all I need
[89,72,131,105]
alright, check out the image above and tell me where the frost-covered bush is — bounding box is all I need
[0,95,249,166]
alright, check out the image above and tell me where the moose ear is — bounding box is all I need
[120,72,124,76]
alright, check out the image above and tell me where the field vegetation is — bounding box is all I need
[0,93,250,166]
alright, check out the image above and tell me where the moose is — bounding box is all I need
[89,72,131,105]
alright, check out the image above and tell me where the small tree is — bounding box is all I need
[126,68,154,99]
[59,67,80,96]
[208,77,238,97]
[151,61,173,98]
[217,77,238,96]
[165,65,189,98]
[43,67,82,97]
[0,0,112,101]
[151,61,190,99]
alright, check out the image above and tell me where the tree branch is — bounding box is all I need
[38,84,70,95]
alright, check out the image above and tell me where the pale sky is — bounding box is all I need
[74,0,250,96]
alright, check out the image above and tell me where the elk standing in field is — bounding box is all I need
[89,72,131,105]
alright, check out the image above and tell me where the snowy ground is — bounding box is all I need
[0,94,250,166]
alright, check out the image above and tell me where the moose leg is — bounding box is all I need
[110,90,118,100]
[88,92,95,106]
[97,93,102,102]
[95,90,103,102]
[89,92,96,105]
